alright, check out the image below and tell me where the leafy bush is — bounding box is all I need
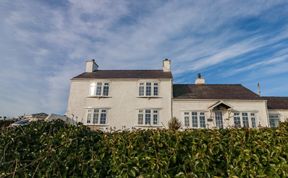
[0,120,287,177]
[168,117,181,130]
[0,120,15,129]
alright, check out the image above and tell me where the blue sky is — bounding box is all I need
[0,0,288,116]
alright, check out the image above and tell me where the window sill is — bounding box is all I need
[184,127,207,129]
[87,96,111,98]
[137,96,162,99]
[86,124,109,126]
[135,125,163,127]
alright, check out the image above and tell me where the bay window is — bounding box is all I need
[138,109,159,126]
[86,109,108,125]
[138,82,159,97]
[90,82,110,96]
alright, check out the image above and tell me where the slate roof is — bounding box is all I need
[262,97,288,109]
[72,70,173,79]
[173,84,262,100]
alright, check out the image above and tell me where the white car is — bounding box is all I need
[10,119,30,127]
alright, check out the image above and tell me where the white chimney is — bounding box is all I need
[85,59,98,72]
[162,58,171,72]
[195,73,205,84]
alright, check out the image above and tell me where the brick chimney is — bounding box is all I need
[85,59,98,72]
[162,58,171,72]
[195,73,205,84]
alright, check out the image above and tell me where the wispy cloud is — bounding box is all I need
[0,0,288,116]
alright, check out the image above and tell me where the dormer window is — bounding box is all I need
[90,82,109,96]
[139,82,159,97]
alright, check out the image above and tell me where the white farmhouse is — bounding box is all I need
[66,59,288,130]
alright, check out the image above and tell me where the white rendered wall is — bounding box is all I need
[66,78,173,129]
[268,110,288,123]
[172,99,269,129]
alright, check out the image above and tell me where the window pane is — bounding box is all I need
[93,109,99,124]
[90,83,96,96]
[234,113,241,128]
[153,112,158,125]
[139,83,144,96]
[145,110,151,125]
[242,113,248,116]
[146,83,151,96]
[192,112,198,128]
[138,114,143,125]
[199,113,206,128]
[215,112,223,129]
[153,83,158,96]
[96,82,102,95]
[103,83,109,96]
[251,117,256,128]
[184,116,190,127]
[269,115,279,128]
[100,110,106,124]
[87,109,92,124]
[242,113,249,128]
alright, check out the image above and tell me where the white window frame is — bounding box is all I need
[184,112,190,127]
[233,112,257,128]
[138,82,159,97]
[269,114,280,128]
[86,108,108,125]
[138,109,160,126]
[182,111,206,129]
[233,113,241,128]
[90,82,110,97]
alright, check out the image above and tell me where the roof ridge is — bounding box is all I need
[262,96,288,98]
[72,70,173,79]
[237,84,260,97]
[96,69,164,71]
[173,84,242,85]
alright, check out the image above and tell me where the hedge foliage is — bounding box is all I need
[0,120,287,178]
[0,120,15,130]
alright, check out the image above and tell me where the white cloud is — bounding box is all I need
[0,0,287,116]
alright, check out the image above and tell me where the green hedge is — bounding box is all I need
[0,120,15,129]
[0,120,287,177]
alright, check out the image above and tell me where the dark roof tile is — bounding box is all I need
[173,84,261,100]
[72,70,172,79]
[262,97,288,109]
